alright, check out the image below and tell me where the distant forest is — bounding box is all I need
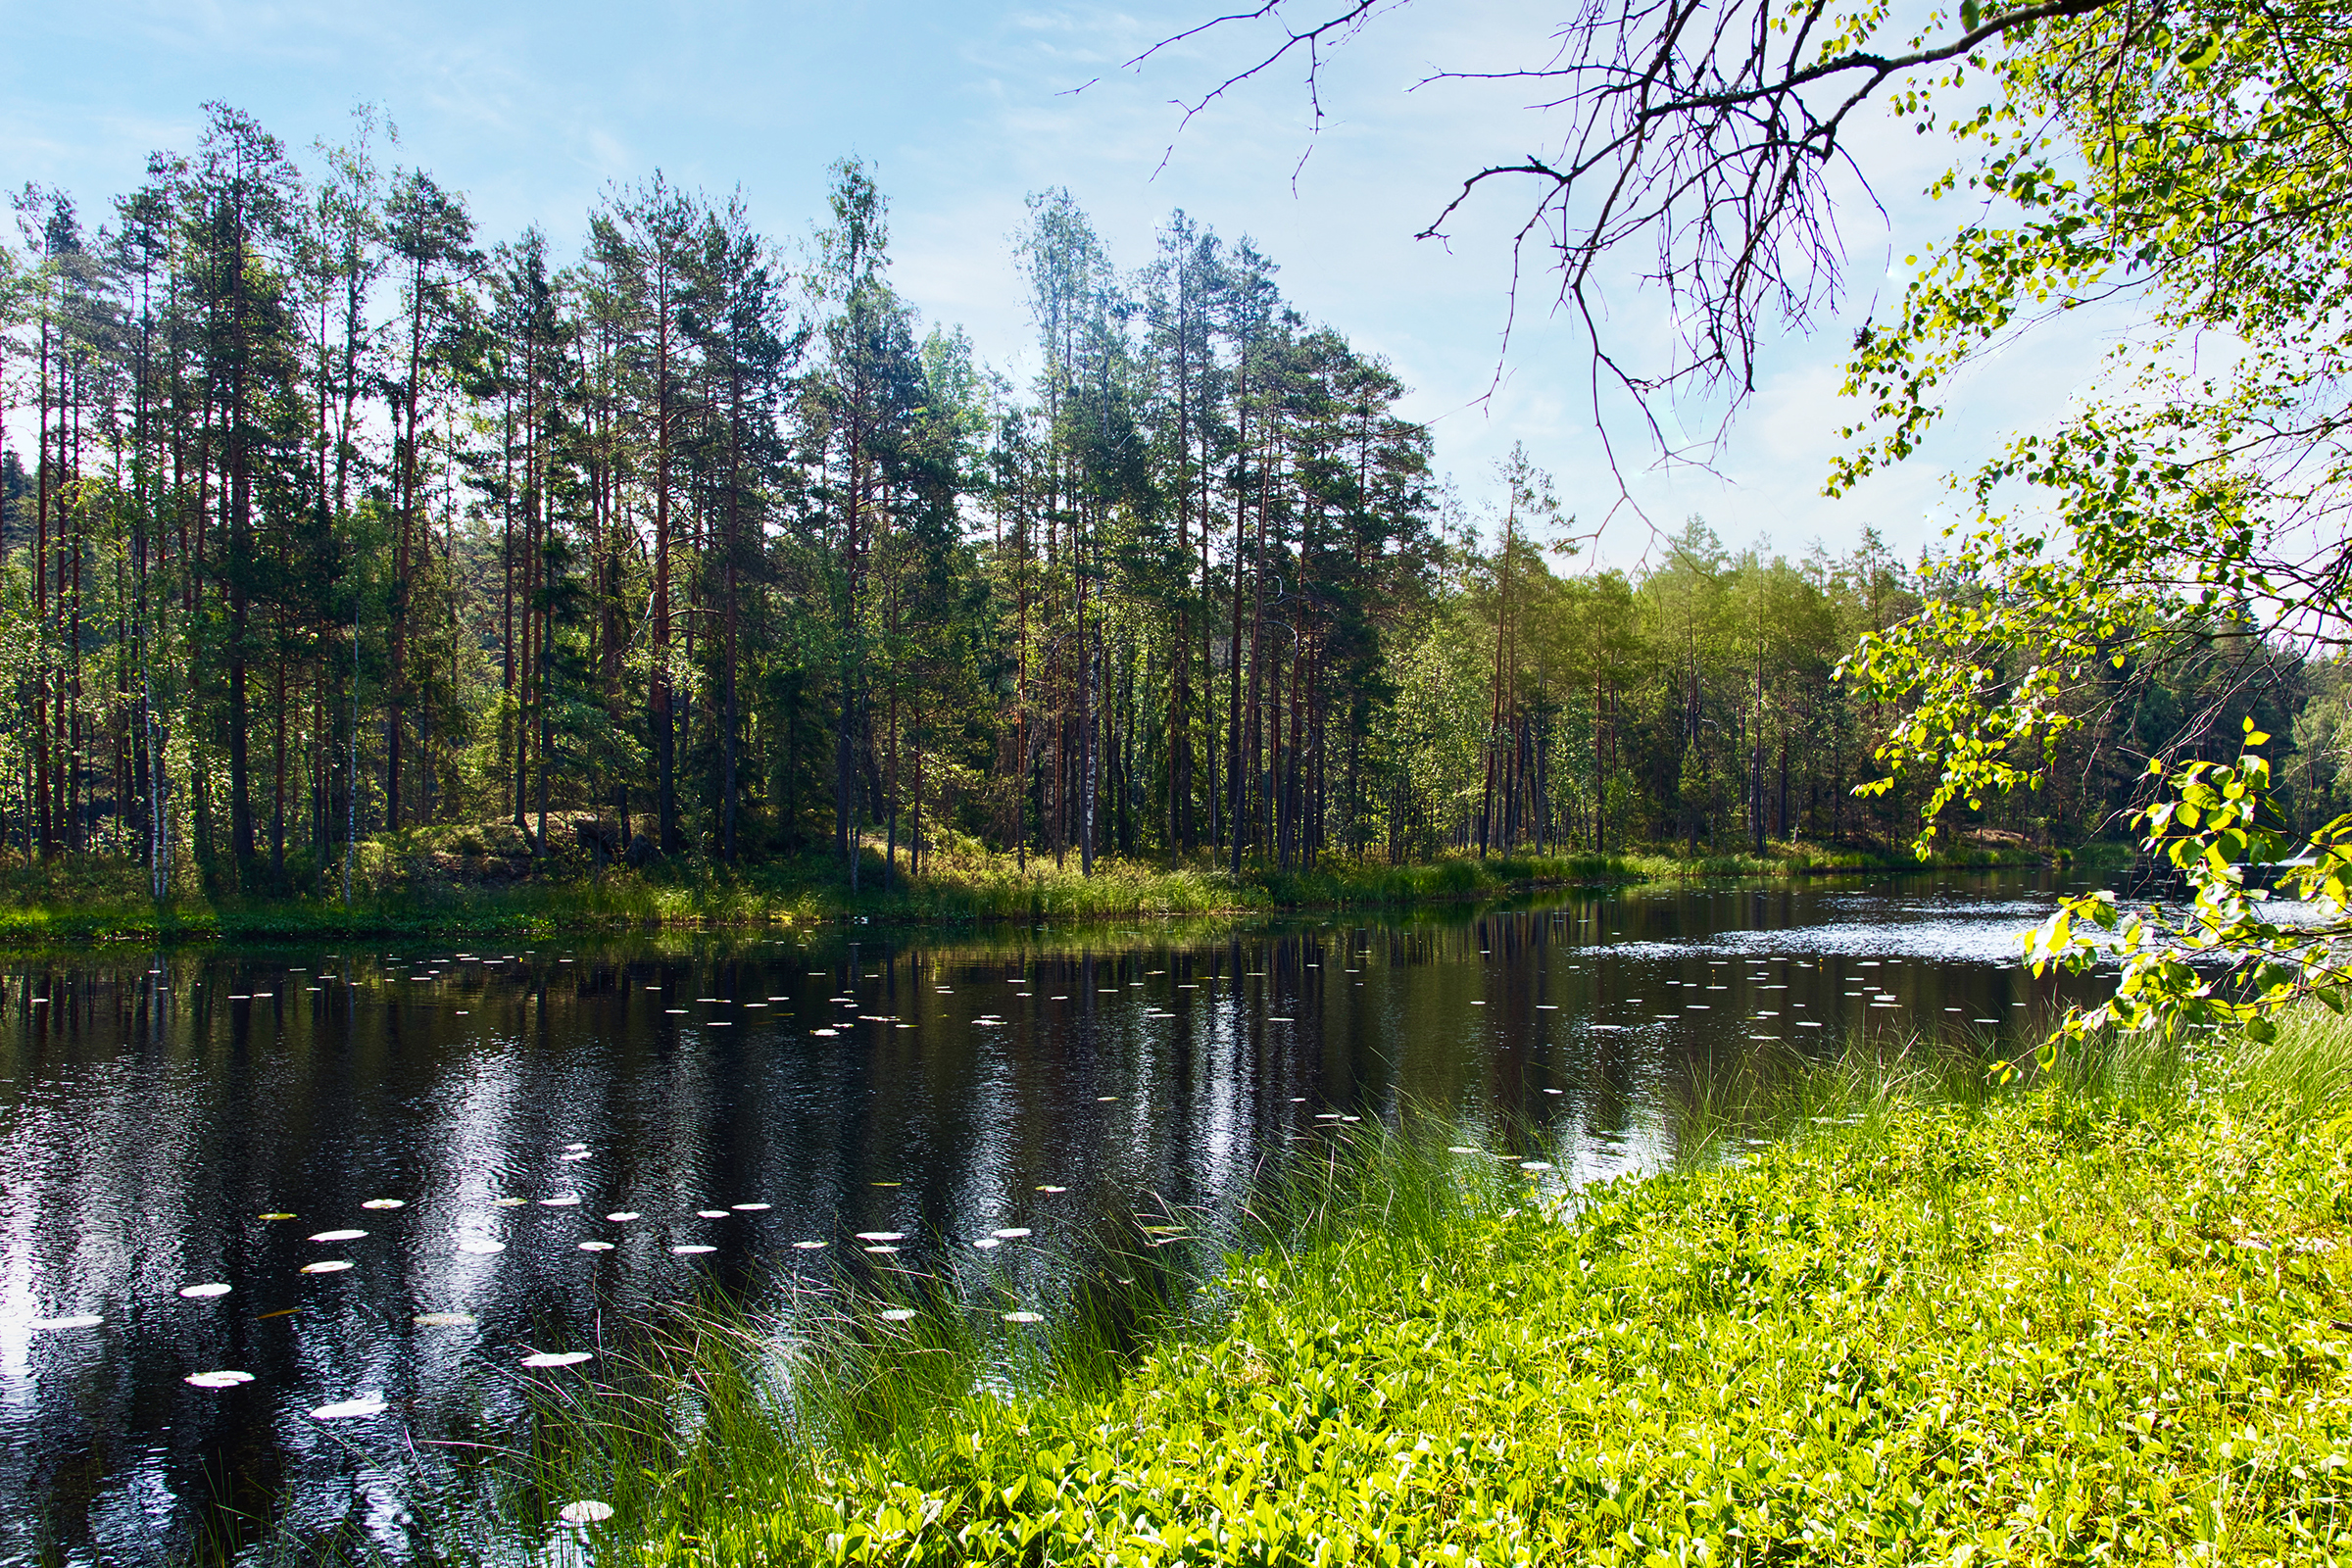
[1,104,2340,895]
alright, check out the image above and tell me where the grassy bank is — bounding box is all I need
[0,836,2051,946]
[488,1018,2352,1565]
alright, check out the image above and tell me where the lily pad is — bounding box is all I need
[311,1396,386,1420]
[178,1283,232,1298]
[185,1370,255,1390]
[309,1230,368,1243]
[301,1260,355,1274]
[361,1199,406,1210]
[521,1350,593,1368]
[414,1312,477,1326]
[671,1245,716,1255]
[456,1239,507,1255]
[1003,1311,1043,1324]
[557,1500,614,1525]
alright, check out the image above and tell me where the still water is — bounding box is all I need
[0,870,2107,1563]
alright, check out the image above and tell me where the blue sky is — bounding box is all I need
[3,0,2126,565]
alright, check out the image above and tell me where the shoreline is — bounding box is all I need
[0,844,2060,948]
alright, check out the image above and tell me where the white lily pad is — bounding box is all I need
[361,1199,406,1209]
[577,1241,615,1252]
[521,1350,593,1368]
[309,1229,368,1243]
[185,1369,255,1389]
[540,1196,581,1207]
[414,1312,476,1326]
[557,1500,614,1525]
[731,1202,771,1211]
[1003,1311,1043,1324]
[311,1396,386,1420]
[671,1245,716,1255]
[855,1232,905,1242]
[1036,1185,1067,1194]
[178,1282,232,1298]
[606,1212,640,1223]
[972,1238,1002,1250]
[792,1241,828,1250]
[990,1228,1031,1240]
[863,1245,900,1254]
[696,1209,728,1219]
[1520,1161,1555,1172]
[301,1260,355,1274]
[456,1239,507,1255]
[879,1308,917,1322]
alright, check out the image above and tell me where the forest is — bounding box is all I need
[1,103,2337,901]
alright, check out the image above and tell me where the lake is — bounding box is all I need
[0,868,2108,1564]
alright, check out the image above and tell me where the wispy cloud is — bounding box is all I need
[2,0,2135,563]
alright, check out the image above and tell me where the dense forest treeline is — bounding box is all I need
[0,104,2340,899]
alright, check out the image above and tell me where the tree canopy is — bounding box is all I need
[5,107,2088,900]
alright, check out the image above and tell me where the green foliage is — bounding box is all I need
[2027,720,2352,1050]
[1809,1,2352,1055]
[1836,1,2352,808]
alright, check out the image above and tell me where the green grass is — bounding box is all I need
[425,1014,2352,1565]
[0,835,2050,947]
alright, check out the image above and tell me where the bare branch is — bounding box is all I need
[1123,0,2125,507]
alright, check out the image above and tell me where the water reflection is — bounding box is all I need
[0,869,2104,1563]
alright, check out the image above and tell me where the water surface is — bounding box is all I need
[0,869,2106,1564]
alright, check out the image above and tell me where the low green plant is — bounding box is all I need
[487,1017,2352,1564]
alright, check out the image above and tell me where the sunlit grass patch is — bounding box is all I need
[487,1012,2352,1565]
